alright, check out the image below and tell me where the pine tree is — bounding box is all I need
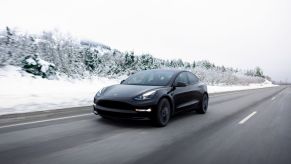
[192,61,196,68]
[255,67,264,77]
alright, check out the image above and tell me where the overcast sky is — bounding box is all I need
[1,0,290,82]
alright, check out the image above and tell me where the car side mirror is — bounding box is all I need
[120,80,125,84]
[174,82,187,87]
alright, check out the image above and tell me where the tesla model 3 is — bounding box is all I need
[93,69,208,127]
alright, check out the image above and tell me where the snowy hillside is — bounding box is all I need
[0,27,267,85]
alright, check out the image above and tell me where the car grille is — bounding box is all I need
[97,100,134,110]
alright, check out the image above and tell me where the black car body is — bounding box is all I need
[93,69,208,126]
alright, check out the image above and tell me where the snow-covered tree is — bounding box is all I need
[22,55,56,79]
[255,67,264,77]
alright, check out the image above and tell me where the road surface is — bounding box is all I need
[0,86,290,164]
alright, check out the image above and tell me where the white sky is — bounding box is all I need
[1,0,290,82]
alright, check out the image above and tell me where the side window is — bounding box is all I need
[174,72,189,85]
[187,72,199,84]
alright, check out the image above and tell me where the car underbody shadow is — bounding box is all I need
[93,109,200,128]
[94,116,154,128]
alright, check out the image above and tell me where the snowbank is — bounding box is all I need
[0,66,277,116]
[208,80,276,93]
[0,66,122,115]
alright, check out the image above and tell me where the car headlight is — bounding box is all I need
[134,90,158,101]
[95,87,106,97]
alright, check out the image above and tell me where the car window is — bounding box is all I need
[174,72,189,85]
[123,70,175,86]
[187,72,199,84]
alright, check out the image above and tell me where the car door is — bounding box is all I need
[172,72,193,111]
[186,72,203,109]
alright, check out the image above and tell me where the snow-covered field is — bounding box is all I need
[0,66,277,116]
[208,81,276,93]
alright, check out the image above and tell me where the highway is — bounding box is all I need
[0,86,290,164]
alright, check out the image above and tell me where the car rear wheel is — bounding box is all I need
[152,98,171,127]
[196,94,208,114]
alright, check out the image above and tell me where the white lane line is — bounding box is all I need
[271,96,276,101]
[238,111,257,124]
[0,113,92,129]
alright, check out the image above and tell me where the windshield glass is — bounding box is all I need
[123,70,175,86]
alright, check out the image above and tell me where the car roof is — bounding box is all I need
[142,69,185,74]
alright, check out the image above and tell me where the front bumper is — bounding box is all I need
[93,104,154,119]
[93,96,158,119]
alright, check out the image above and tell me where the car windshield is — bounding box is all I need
[123,70,175,86]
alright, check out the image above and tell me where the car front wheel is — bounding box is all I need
[152,98,171,127]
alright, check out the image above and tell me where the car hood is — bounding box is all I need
[101,84,165,98]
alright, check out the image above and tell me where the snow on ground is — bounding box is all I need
[0,66,277,116]
[0,66,122,116]
[208,80,276,93]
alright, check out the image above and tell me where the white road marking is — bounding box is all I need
[238,111,257,124]
[0,113,92,129]
[271,96,276,101]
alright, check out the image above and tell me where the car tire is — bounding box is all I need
[196,94,208,114]
[151,98,171,127]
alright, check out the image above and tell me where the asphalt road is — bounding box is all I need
[0,86,290,164]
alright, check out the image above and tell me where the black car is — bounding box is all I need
[93,69,208,127]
